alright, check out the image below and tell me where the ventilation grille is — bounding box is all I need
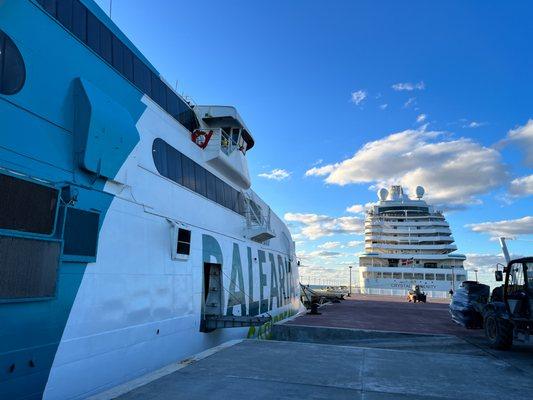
[0,236,60,299]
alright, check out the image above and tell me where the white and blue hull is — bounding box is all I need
[0,2,300,399]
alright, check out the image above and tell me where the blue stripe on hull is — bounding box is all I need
[0,0,146,398]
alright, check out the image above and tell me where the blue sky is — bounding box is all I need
[95,0,532,285]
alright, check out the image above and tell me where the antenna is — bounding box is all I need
[499,237,511,264]
[109,0,113,19]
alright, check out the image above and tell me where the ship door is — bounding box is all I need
[203,263,222,317]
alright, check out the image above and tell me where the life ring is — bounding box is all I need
[191,129,213,149]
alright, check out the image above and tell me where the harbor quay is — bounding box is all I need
[100,296,533,400]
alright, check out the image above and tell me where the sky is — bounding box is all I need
[95,0,532,286]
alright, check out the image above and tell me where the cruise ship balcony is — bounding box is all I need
[365,227,452,235]
[365,220,449,227]
[359,252,466,261]
[365,235,454,243]
[365,243,458,252]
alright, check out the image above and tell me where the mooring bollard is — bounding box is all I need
[308,302,321,315]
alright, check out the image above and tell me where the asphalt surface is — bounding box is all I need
[110,295,533,400]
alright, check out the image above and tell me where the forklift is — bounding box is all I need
[483,256,533,350]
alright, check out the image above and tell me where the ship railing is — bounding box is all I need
[242,191,276,242]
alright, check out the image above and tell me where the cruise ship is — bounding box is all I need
[358,185,467,298]
[0,1,300,399]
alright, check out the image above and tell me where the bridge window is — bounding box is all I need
[0,30,26,95]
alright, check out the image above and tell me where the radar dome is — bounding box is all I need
[378,188,388,201]
[415,186,425,199]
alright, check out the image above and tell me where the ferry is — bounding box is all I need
[0,1,300,399]
[358,185,467,298]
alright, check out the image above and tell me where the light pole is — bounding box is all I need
[474,269,478,282]
[348,266,353,297]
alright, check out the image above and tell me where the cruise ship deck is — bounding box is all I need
[103,295,533,400]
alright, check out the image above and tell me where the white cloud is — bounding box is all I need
[346,240,363,247]
[380,104,388,110]
[403,97,416,108]
[317,241,342,250]
[392,81,425,91]
[464,253,507,271]
[464,121,486,129]
[467,216,533,238]
[346,204,365,214]
[350,90,367,105]
[258,168,291,181]
[508,174,533,198]
[416,114,427,123]
[499,119,533,167]
[284,212,364,240]
[305,129,507,206]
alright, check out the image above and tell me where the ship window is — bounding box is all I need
[39,0,200,134]
[176,228,191,255]
[72,1,87,42]
[414,273,424,279]
[404,273,413,279]
[86,11,100,53]
[56,0,73,30]
[40,0,57,15]
[152,139,244,216]
[382,272,392,278]
[194,163,207,197]
[224,183,234,210]
[111,34,124,72]
[99,24,112,63]
[436,274,445,281]
[206,171,216,201]
[457,274,466,282]
[215,177,225,205]
[151,72,166,109]
[393,272,402,279]
[0,173,58,235]
[133,55,151,94]
[181,156,196,192]
[122,47,134,81]
[166,86,179,118]
[425,273,435,280]
[0,30,26,95]
[166,145,182,185]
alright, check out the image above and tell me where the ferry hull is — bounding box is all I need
[0,1,300,399]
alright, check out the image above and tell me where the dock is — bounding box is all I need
[104,296,533,400]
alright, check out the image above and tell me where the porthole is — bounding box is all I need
[0,29,26,95]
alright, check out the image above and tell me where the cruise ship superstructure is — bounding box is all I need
[359,186,467,297]
[0,1,300,399]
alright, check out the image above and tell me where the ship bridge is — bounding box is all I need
[194,105,255,189]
